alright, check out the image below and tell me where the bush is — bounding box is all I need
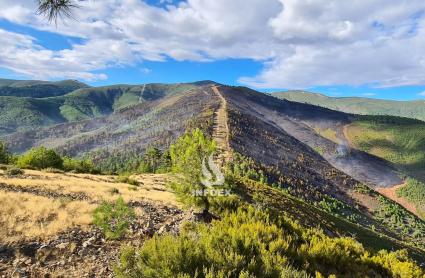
[397,179,425,210]
[226,153,267,184]
[116,174,140,186]
[137,148,172,174]
[63,156,98,173]
[169,128,217,214]
[93,197,135,240]
[0,141,10,164]
[16,146,63,170]
[5,167,24,176]
[115,206,425,278]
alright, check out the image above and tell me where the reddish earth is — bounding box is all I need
[376,183,418,216]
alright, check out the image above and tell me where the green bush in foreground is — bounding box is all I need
[114,207,424,278]
[16,146,63,170]
[93,197,135,240]
[169,128,217,214]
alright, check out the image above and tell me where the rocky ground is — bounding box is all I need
[0,199,196,277]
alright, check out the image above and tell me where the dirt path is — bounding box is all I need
[211,85,232,166]
[376,183,419,216]
[342,124,353,148]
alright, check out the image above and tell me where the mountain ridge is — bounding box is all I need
[272,90,425,121]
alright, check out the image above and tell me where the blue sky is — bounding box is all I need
[1,0,425,101]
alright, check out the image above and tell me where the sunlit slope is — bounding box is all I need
[0,83,200,135]
[273,91,425,121]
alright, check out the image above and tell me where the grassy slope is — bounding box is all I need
[345,116,425,182]
[0,83,198,135]
[236,176,425,262]
[396,179,425,219]
[272,90,425,183]
[0,169,176,243]
[0,78,89,98]
[273,91,425,121]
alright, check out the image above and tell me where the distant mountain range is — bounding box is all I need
[0,78,199,135]
[272,90,425,121]
[0,78,89,98]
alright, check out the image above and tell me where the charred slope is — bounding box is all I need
[222,86,358,201]
[0,83,203,135]
[223,86,401,188]
[5,86,220,168]
[221,85,425,249]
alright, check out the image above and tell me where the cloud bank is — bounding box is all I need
[0,0,424,88]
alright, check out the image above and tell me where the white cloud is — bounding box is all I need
[0,0,424,88]
[0,29,108,80]
[419,91,425,96]
[140,68,152,74]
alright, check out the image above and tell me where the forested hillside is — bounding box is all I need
[0,78,88,98]
[4,83,219,173]
[0,82,203,135]
[273,91,425,121]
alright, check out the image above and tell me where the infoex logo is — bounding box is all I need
[192,154,230,197]
[201,154,224,187]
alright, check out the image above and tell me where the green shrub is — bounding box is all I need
[114,206,424,278]
[93,197,135,240]
[169,128,217,214]
[226,153,267,184]
[0,140,10,164]
[375,195,425,240]
[137,148,172,174]
[16,146,63,170]
[116,174,140,186]
[396,178,425,218]
[63,156,98,173]
[354,183,373,195]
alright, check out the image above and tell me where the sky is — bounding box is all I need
[0,0,425,100]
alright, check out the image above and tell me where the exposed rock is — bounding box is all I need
[0,199,194,277]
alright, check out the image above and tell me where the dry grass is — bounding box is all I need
[0,169,178,242]
[0,191,95,243]
[314,127,340,144]
[0,170,178,205]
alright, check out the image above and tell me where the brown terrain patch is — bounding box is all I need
[0,170,178,207]
[0,169,192,277]
[376,183,419,216]
[349,190,381,213]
